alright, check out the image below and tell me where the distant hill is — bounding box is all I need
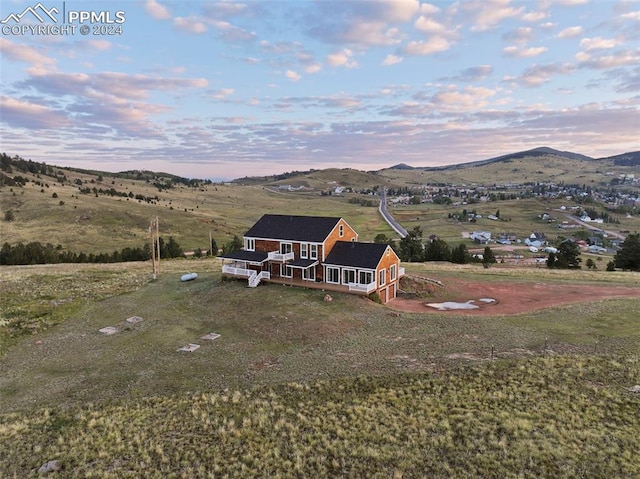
[431,146,594,171]
[388,163,415,170]
[597,151,640,166]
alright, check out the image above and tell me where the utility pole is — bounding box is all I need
[150,216,160,279]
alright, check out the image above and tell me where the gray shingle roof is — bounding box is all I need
[245,214,343,242]
[324,241,390,269]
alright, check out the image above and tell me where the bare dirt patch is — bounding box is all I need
[392,276,639,315]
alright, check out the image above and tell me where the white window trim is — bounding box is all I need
[280,264,292,278]
[390,264,397,281]
[303,267,315,281]
[359,270,373,285]
[280,242,292,254]
[310,244,318,260]
[379,268,386,287]
[326,266,340,284]
[342,268,356,285]
[339,224,344,237]
[301,243,308,259]
[245,238,255,251]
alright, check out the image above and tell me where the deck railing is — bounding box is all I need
[222,265,253,277]
[348,281,377,294]
[267,251,295,262]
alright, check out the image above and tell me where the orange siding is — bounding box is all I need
[375,246,401,303]
[322,219,358,260]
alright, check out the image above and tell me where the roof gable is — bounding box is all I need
[324,241,392,269]
[245,214,343,242]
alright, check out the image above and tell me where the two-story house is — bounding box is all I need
[219,214,404,303]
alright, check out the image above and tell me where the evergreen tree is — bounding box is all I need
[424,238,452,262]
[222,235,243,255]
[482,246,497,267]
[398,226,424,262]
[451,243,470,264]
[210,238,218,256]
[614,233,640,271]
[549,239,582,269]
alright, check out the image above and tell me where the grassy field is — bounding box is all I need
[1,354,638,478]
[1,260,639,476]
[0,172,394,252]
[1,260,639,411]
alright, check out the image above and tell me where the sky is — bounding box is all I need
[0,0,639,180]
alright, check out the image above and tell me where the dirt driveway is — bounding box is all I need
[390,277,639,315]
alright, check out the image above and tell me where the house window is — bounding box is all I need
[379,269,386,286]
[390,264,397,281]
[310,244,318,259]
[280,264,292,278]
[280,243,292,254]
[342,269,355,285]
[326,267,340,284]
[245,238,255,251]
[303,267,315,281]
[301,243,308,259]
[339,224,344,237]
[359,271,373,285]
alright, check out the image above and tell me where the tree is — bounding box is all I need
[424,238,451,262]
[398,226,424,262]
[482,246,497,267]
[222,235,243,255]
[585,258,596,270]
[4,209,14,222]
[614,233,640,271]
[451,243,470,264]
[160,236,183,258]
[210,237,219,256]
[548,239,582,269]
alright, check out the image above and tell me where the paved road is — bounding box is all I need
[562,213,627,240]
[379,187,408,238]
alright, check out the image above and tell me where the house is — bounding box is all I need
[219,214,404,303]
[470,231,492,244]
[526,232,547,248]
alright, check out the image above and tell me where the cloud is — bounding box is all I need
[502,27,534,44]
[0,96,70,129]
[431,86,497,111]
[87,40,112,51]
[503,46,548,57]
[516,63,575,87]
[620,11,640,21]
[522,10,547,22]
[327,49,358,68]
[174,16,208,34]
[306,0,419,47]
[0,38,56,69]
[578,49,640,69]
[448,65,494,82]
[286,70,301,82]
[305,63,322,74]
[459,0,525,32]
[145,0,171,20]
[579,37,620,51]
[212,88,235,99]
[557,26,583,38]
[414,15,447,34]
[403,37,450,55]
[382,54,403,66]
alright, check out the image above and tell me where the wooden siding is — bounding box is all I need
[322,219,358,261]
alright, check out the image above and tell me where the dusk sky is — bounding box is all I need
[1,0,639,180]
